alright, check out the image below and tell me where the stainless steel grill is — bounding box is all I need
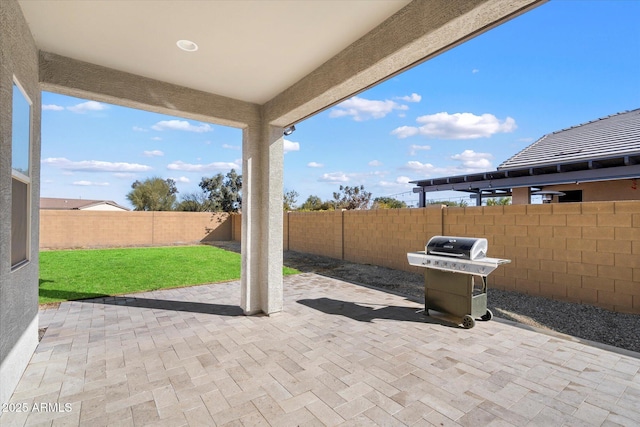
[407,235,511,328]
[407,236,509,276]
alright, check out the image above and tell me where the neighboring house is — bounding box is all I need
[40,197,130,211]
[412,108,640,205]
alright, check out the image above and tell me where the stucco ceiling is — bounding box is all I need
[18,0,411,105]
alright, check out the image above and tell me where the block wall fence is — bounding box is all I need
[254,202,639,314]
[40,201,639,313]
[40,211,231,249]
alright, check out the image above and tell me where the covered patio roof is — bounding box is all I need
[411,153,640,199]
[19,0,546,128]
[2,0,548,404]
[12,0,549,316]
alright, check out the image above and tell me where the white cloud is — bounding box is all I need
[72,181,110,186]
[42,157,152,172]
[329,96,408,121]
[402,151,494,178]
[318,170,387,184]
[409,144,431,156]
[67,101,108,114]
[405,161,439,174]
[391,126,420,139]
[307,162,324,168]
[42,104,64,111]
[396,93,422,103]
[222,144,241,150]
[173,176,190,183]
[391,112,517,140]
[143,150,164,157]
[283,139,300,154]
[451,149,494,170]
[151,120,212,133]
[133,126,147,132]
[472,69,480,74]
[318,172,350,183]
[167,160,240,172]
[378,176,413,188]
[151,137,162,141]
[368,160,383,167]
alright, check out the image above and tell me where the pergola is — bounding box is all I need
[412,108,640,205]
[0,0,545,403]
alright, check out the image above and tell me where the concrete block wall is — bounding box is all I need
[276,202,638,314]
[442,201,640,314]
[287,210,343,260]
[342,206,443,272]
[39,211,230,249]
[42,202,638,313]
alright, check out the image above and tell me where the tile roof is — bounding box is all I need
[498,108,640,170]
[40,197,129,211]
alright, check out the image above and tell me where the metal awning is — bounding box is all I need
[411,154,640,206]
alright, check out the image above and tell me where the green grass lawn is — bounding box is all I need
[39,245,299,304]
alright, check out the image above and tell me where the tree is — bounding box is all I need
[372,196,407,209]
[299,195,335,211]
[485,197,511,206]
[428,200,468,207]
[175,191,213,212]
[333,185,372,210]
[126,177,177,211]
[199,169,242,212]
[283,189,299,211]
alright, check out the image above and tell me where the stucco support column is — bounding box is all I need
[512,187,531,205]
[241,122,284,315]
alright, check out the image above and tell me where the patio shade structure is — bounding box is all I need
[411,108,640,206]
[0,0,546,405]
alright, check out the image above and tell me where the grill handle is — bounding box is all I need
[429,251,465,257]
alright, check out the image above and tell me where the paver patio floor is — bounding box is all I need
[2,273,639,426]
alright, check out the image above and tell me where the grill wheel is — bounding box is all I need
[462,315,476,329]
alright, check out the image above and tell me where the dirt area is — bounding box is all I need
[210,241,640,355]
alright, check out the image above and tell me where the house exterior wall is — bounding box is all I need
[545,179,640,202]
[39,211,231,249]
[0,0,41,406]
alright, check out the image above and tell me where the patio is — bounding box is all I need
[2,274,639,426]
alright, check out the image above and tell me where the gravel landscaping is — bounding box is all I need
[212,241,640,354]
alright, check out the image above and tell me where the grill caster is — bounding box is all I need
[480,309,493,321]
[462,315,476,329]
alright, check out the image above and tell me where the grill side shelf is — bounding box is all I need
[407,252,511,276]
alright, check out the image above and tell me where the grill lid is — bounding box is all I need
[426,236,487,260]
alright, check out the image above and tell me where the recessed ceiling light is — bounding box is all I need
[176,39,198,52]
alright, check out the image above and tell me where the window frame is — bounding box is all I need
[10,77,32,271]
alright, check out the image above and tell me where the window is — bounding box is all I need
[559,190,582,203]
[11,80,31,269]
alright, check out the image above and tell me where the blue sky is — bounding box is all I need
[41,0,640,209]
